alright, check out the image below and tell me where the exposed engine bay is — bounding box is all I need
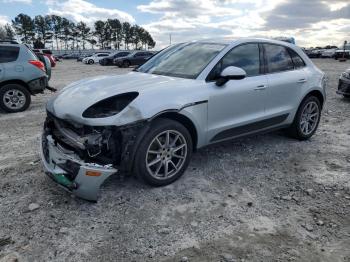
[44,111,148,173]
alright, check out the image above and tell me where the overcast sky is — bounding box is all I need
[0,0,349,48]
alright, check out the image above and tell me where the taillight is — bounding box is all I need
[29,60,45,72]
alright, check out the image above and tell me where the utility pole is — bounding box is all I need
[169,33,172,45]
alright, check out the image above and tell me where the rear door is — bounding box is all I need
[263,43,307,118]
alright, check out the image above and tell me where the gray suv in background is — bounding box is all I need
[0,41,48,113]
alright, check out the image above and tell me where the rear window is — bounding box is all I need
[0,46,20,63]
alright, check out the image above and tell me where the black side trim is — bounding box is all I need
[181,100,208,109]
[210,113,289,142]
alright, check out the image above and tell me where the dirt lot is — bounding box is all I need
[0,59,349,262]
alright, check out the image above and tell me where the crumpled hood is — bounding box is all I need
[47,72,194,124]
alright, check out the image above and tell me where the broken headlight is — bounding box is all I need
[82,92,138,118]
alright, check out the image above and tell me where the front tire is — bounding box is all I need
[287,96,321,140]
[88,59,94,64]
[0,84,31,113]
[343,94,350,99]
[134,118,193,186]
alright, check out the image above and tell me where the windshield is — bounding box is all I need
[137,42,226,79]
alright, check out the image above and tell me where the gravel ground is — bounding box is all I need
[0,59,349,262]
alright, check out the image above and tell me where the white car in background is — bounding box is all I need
[321,49,336,58]
[82,53,110,64]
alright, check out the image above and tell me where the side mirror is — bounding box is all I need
[216,66,246,86]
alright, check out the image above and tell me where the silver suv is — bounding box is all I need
[41,38,326,201]
[0,41,48,112]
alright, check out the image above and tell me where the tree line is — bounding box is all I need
[0,13,156,50]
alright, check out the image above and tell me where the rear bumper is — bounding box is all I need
[40,133,118,202]
[28,76,48,94]
[337,78,350,96]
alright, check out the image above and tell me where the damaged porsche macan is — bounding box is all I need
[41,38,326,201]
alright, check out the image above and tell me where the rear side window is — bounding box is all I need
[0,46,20,63]
[264,44,294,73]
[288,48,306,69]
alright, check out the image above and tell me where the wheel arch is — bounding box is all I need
[301,89,325,109]
[150,111,198,151]
[0,80,31,94]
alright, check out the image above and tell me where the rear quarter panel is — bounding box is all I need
[2,46,46,83]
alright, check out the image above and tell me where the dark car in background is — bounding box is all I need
[61,53,80,60]
[99,51,131,66]
[335,49,350,60]
[114,51,154,67]
[337,68,350,98]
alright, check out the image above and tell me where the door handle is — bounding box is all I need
[297,79,307,83]
[254,85,267,90]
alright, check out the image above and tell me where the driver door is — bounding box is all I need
[206,43,268,143]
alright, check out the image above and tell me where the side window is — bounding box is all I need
[221,44,260,77]
[207,43,260,80]
[135,53,143,57]
[0,46,20,63]
[288,48,306,69]
[264,44,294,73]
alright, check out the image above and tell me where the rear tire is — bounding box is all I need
[343,94,350,99]
[123,60,130,68]
[134,118,193,186]
[0,84,31,113]
[287,96,321,140]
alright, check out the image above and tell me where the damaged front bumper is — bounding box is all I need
[40,133,117,202]
[40,112,148,201]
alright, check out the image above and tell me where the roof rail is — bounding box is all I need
[0,40,19,44]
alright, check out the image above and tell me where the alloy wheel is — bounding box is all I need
[299,101,320,136]
[146,130,187,180]
[3,89,26,110]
